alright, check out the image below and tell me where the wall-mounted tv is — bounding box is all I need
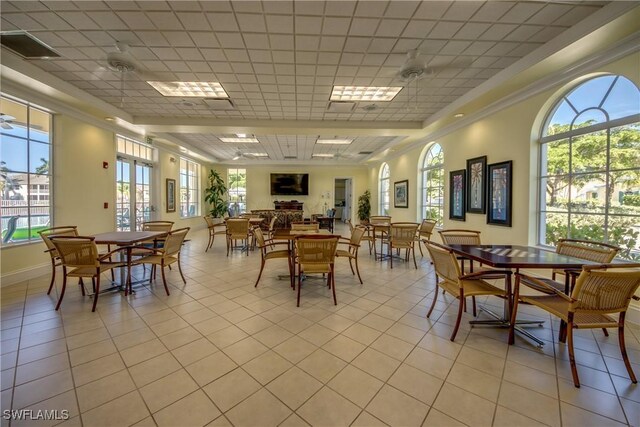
[270,173,309,196]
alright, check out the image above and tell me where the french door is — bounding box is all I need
[116,158,153,231]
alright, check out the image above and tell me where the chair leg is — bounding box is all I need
[47,259,56,295]
[255,259,266,287]
[389,244,393,269]
[567,315,580,387]
[348,257,355,275]
[161,263,170,296]
[206,232,213,252]
[472,296,477,317]
[226,237,230,256]
[177,256,187,284]
[451,290,465,342]
[412,246,417,269]
[427,285,439,318]
[55,268,68,311]
[354,256,363,285]
[418,240,423,257]
[508,280,521,345]
[297,268,303,307]
[602,328,609,337]
[92,273,100,312]
[618,312,637,383]
[558,320,567,343]
[330,265,337,305]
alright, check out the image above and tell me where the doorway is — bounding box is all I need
[334,178,352,223]
[116,159,153,231]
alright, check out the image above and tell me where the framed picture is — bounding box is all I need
[449,169,466,221]
[166,178,176,213]
[394,180,409,208]
[487,161,512,227]
[466,155,487,214]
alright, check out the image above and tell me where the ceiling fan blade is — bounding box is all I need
[0,114,16,121]
[1,123,13,129]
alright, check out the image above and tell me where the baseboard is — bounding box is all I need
[1,263,50,288]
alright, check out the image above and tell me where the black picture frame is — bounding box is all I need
[394,180,409,208]
[449,169,466,221]
[466,155,487,214]
[487,161,512,227]
[166,178,176,213]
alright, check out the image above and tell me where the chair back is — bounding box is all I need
[291,222,319,231]
[346,219,355,233]
[50,236,99,268]
[439,229,481,245]
[570,265,640,314]
[426,242,462,285]
[556,239,619,264]
[142,221,174,232]
[226,218,250,238]
[204,216,215,228]
[162,227,189,257]
[390,222,419,244]
[268,216,277,232]
[253,227,266,248]
[369,216,391,226]
[349,226,365,246]
[418,219,437,239]
[295,235,339,266]
[39,226,79,255]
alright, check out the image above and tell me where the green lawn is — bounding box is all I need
[6,226,47,241]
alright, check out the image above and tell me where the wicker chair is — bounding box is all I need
[336,226,365,284]
[294,235,339,307]
[426,242,512,341]
[226,218,250,256]
[253,227,293,288]
[417,219,437,257]
[204,216,226,252]
[291,222,319,231]
[369,216,391,259]
[386,222,420,269]
[347,220,372,255]
[39,226,80,295]
[267,216,278,239]
[133,227,190,295]
[49,236,126,312]
[509,264,640,388]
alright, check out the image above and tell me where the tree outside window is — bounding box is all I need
[228,168,247,216]
[420,143,444,225]
[379,163,390,215]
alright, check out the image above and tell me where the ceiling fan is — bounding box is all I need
[392,49,473,82]
[232,151,266,160]
[0,113,15,129]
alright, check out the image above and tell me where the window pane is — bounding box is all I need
[0,97,28,140]
[570,173,607,213]
[608,215,640,260]
[0,172,26,201]
[609,124,640,171]
[566,75,615,112]
[1,135,28,172]
[1,208,26,242]
[602,76,640,121]
[30,207,49,238]
[540,176,569,212]
[545,99,575,135]
[29,141,50,174]
[541,139,569,176]
[29,108,50,143]
[569,214,605,242]
[542,212,568,246]
[572,109,607,130]
[571,131,607,173]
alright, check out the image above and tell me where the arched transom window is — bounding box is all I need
[539,75,640,260]
[379,163,390,215]
[420,143,444,225]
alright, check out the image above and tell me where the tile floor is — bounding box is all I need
[1,224,639,426]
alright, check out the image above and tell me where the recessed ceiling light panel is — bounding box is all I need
[330,86,402,102]
[220,137,259,143]
[147,81,229,98]
[316,139,352,145]
[246,153,269,157]
[312,154,334,158]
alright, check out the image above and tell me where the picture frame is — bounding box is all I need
[166,178,176,213]
[487,161,512,227]
[394,180,409,208]
[466,155,487,214]
[449,169,466,221]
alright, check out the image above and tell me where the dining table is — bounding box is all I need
[93,230,168,294]
[444,244,599,346]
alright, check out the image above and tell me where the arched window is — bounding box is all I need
[419,143,444,225]
[539,75,640,260]
[379,163,390,215]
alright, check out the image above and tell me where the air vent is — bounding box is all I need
[327,101,355,113]
[358,151,374,155]
[203,98,235,111]
[284,156,297,159]
[0,31,60,58]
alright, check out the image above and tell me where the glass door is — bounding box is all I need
[116,159,153,231]
[135,163,152,227]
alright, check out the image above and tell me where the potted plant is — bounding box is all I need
[357,190,371,224]
[204,169,228,218]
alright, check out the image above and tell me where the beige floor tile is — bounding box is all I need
[203,367,261,412]
[139,369,199,413]
[298,324,338,346]
[370,333,416,361]
[620,398,640,427]
[76,369,136,412]
[266,366,322,410]
[297,386,361,426]
[12,369,74,409]
[417,332,462,360]
[120,338,168,367]
[171,338,218,366]
[341,323,382,346]
[159,325,203,350]
[274,336,318,364]
[128,352,182,388]
[131,416,157,427]
[432,382,495,427]
[385,322,427,345]
[422,408,466,427]
[11,390,79,427]
[81,391,150,427]
[493,405,548,427]
[558,379,627,423]
[297,348,347,383]
[222,336,269,365]
[242,350,292,385]
[456,346,506,377]
[405,346,454,380]
[560,402,628,427]
[388,364,443,405]
[322,334,366,362]
[446,362,502,403]
[225,389,292,427]
[504,360,559,398]
[498,381,561,427]
[14,353,70,385]
[280,413,311,427]
[366,384,429,426]
[112,327,156,351]
[252,324,294,348]
[353,347,401,381]
[352,411,388,426]
[359,313,395,332]
[185,351,237,387]
[318,313,355,333]
[68,339,117,367]
[328,364,384,408]
[206,325,248,349]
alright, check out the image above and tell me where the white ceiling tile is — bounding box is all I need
[162,31,195,46]
[553,5,601,27]
[85,11,128,29]
[175,12,211,31]
[429,21,464,39]
[478,24,518,41]
[414,1,453,20]
[265,14,293,33]
[500,2,544,24]
[205,12,238,31]
[189,32,219,48]
[243,33,270,49]
[57,31,93,45]
[253,63,274,75]
[295,51,317,64]
[529,26,565,43]
[503,25,543,42]
[472,2,515,22]
[343,37,371,53]
[293,1,324,16]
[317,52,341,65]
[145,11,183,30]
[462,41,494,56]
[453,22,491,40]
[368,38,395,53]
[150,47,180,60]
[248,49,272,63]
[376,19,408,37]
[319,36,346,52]
[56,11,101,30]
[295,16,323,34]
[324,1,356,17]
[440,40,471,56]
[384,1,420,18]
[261,1,292,14]
[349,18,379,36]
[200,48,225,61]
[168,1,201,12]
[271,50,294,63]
[232,1,262,14]
[115,11,155,29]
[295,35,319,51]
[401,20,436,39]
[442,2,483,21]
[134,1,170,11]
[31,12,74,30]
[322,16,350,35]
[393,39,422,53]
[135,30,169,46]
[527,4,572,26]
[177,47,203,61]
[236,13,267,33]
[216,32,245,48]
[269,34,294,50]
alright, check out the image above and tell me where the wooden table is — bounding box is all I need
[445,244,597,346]
[93,231,167,294]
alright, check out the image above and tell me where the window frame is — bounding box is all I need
[179,157,201,219]
[227,168,247,215]
[379,163,390,215]
[419,143,444,226]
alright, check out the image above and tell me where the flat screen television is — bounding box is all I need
[270,173,309,196]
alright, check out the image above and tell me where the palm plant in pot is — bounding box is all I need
[204,169,228,218]
[357,190,371,224]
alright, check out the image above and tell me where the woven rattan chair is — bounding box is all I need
[509,264,640,388]
[417,219,437,257]
[226,218,250,256]
[336,226,365,284]
[347,220,372,255]
[291,222,319,231]
[49,236,126,312]
[267,216,278,239]
[39,226,79,295]
[253,227,293,288]
[426,242,511,341]
[204,216,226,252]
[386,222,420,269]
[133,227,190,295]
[294,235,339,307]
[369,216,391,259]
